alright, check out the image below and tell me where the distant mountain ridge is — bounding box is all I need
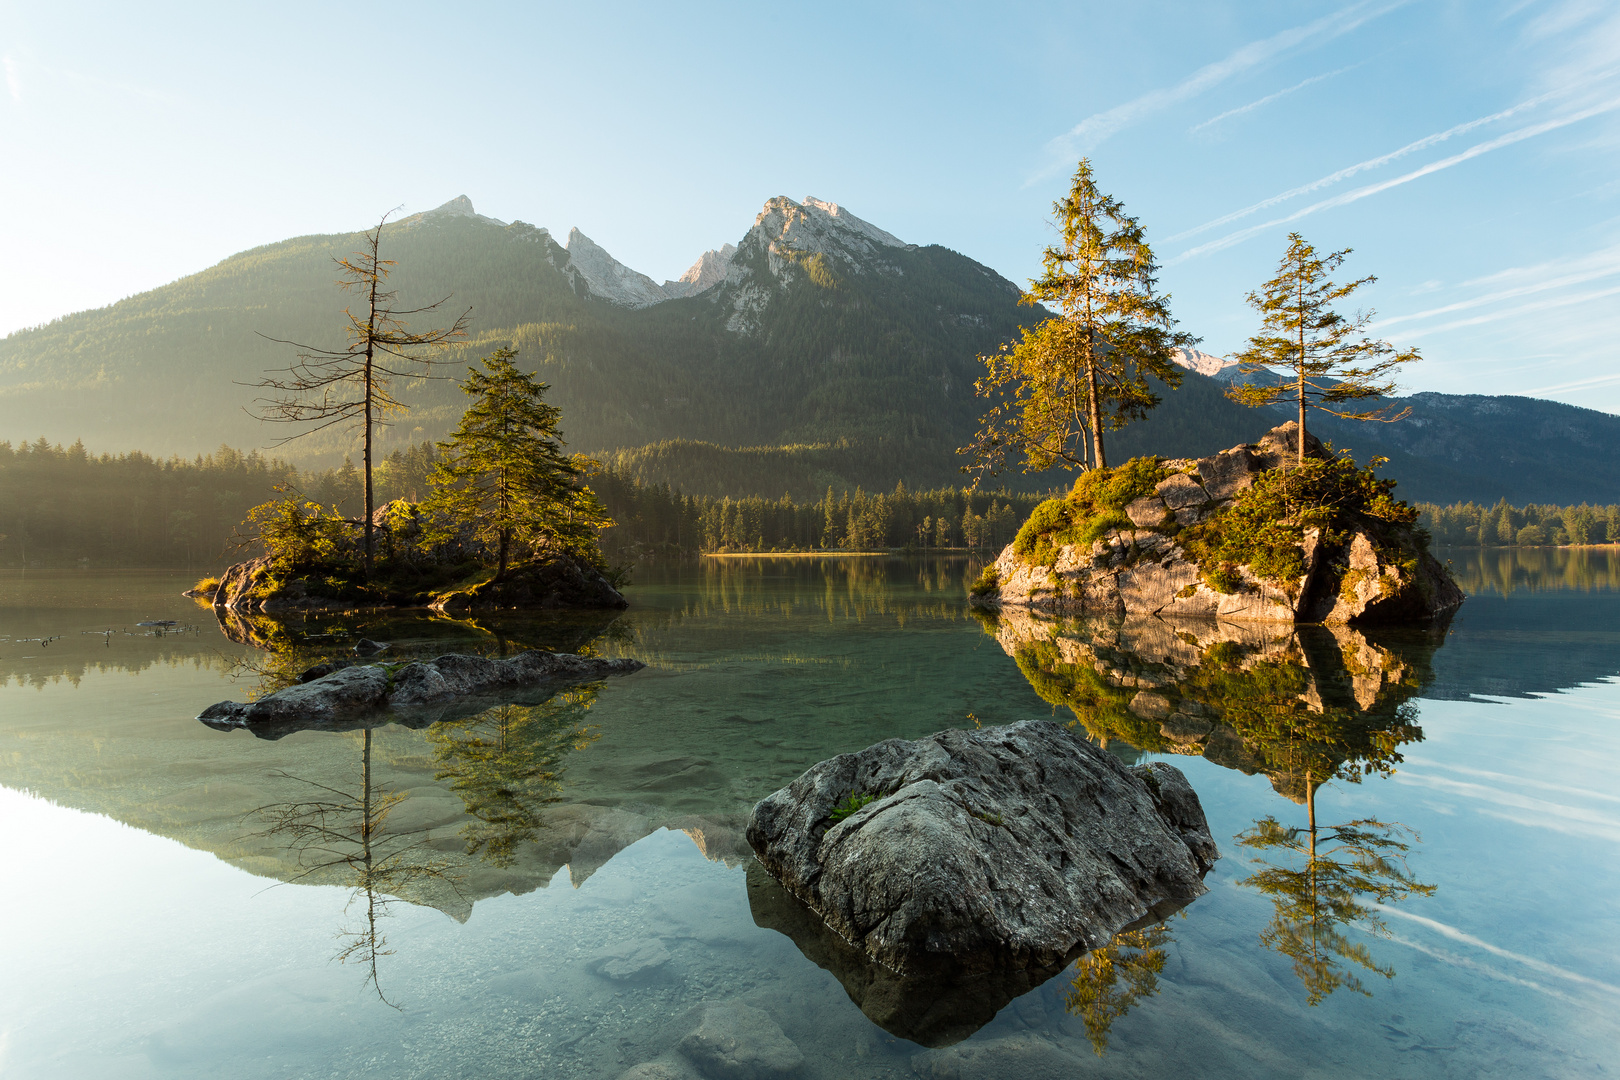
[0,194,1615,505]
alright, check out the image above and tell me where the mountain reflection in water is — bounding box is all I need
[4,561,1617,1078]
[982,608,1442,1006]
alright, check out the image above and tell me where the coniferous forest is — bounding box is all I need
[2,434,1615,569]
[0,437,1046,567]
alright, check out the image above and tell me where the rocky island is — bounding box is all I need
[972,423,1463,624]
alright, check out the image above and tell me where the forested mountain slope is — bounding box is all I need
[2,195,1615,504]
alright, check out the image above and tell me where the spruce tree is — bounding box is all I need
[426,348,609,581]
[1228,233,1419,465]
[964,159,1194,477]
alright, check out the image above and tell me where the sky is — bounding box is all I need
[2,0,1618,412]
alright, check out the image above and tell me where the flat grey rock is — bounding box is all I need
[747,720,1216,979]
[591,938,671,981]
[677,1000,803,1080]
[197,650,643,727]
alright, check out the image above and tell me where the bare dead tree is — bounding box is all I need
[251,211,470,576]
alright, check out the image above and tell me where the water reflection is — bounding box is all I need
[983,609,1441,1005]
[1443,545,1619,595]
[429,691,603,868]
[1064,922,1172,1054]
[255,727,460,1005]
[1237,813,1431,1004]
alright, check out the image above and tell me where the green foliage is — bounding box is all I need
[1412,497,1619,548]
[1064,924,1172,1054]
[1238,816,1434,1005]
[829,792,877,823]
[425,348,611,575]
[247,494,354,571]
[1181,453,1422,591]
[969,564,1001,597]
[429,691,602,868]
[1011,456,1168,568]
[1010,636,1172,752]
[965,159,1194,477]
[1227,233,1418,459]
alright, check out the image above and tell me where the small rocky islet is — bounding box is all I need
[974,422,1464,624]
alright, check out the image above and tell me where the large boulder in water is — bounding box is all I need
[746,719,1217,979]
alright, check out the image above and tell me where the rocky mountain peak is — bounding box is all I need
[566,228,673,309]
[665,244,737,298]
[403,196,509,229]
[1171,347,1240,380]
[744,196,907,268]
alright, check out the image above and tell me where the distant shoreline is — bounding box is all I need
[703,549,978,558]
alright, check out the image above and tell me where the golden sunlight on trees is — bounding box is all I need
[1228,233,1419,465]
[963,159,1194,478]
[253,213,470,574]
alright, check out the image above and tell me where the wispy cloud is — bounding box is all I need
[1033,0,1406,179]
[1394,770,1620,842]
[2,56,20,104]
[1368,243,1620,335]
[1189,64,1361,134]
[1167,88,1579,243]
[1168,96,1620,263]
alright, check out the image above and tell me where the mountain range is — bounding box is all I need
[2,194,1616,504]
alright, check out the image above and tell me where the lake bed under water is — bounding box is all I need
[1,552,1617,1078]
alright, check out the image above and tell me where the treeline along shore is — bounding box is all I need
[1,436,1617,569]
[0,438,1042,567]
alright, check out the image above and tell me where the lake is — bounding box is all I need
[1,550,1617,1078]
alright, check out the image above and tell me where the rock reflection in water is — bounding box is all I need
[747,859,1185,1050]
[213,605,627,695]
[984,608,1441,1004]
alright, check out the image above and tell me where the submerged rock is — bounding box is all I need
[677,1000,803,1080]
[197,650,643,728]
[746,720,1216,981]
[747,860,1128,1048]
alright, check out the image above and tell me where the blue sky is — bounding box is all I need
[2,0,1617,411]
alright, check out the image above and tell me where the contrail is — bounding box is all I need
[1031,0,1406,181]
[1168,97,1620,263]
[1167,86,1580,243]
[1189,65,1361,133]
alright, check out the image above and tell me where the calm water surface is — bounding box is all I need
[1,550,1617,1078]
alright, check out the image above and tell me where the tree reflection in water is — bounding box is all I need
[985,609,1443,1008]
[428,688,603,868]
[1238,811,1431,1004]
[254,727,459,1006]
[1064,922,1173,1054]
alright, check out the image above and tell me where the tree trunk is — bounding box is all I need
[1297,267,1307,467]
[1085,330,1108,470]
[362,233,380,580]
[497,526,510,583]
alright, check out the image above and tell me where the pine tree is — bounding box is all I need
[426,348,610,581]
[963,159,1194,477]
[1228,233,1419,465]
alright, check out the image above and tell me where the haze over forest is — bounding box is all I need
[1,193,1616,509]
